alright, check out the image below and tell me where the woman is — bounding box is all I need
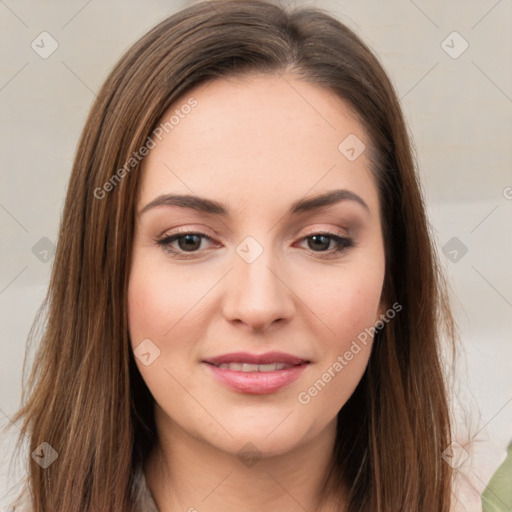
[7,0,456,510]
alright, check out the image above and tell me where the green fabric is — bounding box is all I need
[482,440,512,512]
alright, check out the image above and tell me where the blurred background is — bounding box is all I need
[1,0,511,510]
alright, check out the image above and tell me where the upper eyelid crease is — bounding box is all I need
[138,189,370,218]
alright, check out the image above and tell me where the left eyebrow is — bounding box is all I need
[138,188,370,217]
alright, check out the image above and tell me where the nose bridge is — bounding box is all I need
[223,234,294,330]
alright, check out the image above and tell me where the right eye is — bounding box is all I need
[156,231,215,257]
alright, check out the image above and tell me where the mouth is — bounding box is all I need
[203,351,309,366]
[201,352,311,394]
[210,362,296,372]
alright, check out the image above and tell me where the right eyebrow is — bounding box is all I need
[138,194,228,216]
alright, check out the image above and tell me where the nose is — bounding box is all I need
[222,244,295,332]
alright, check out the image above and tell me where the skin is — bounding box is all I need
[127,73,386,512]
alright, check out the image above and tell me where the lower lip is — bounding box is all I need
[203,363,309,394]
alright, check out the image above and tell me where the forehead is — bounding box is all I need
[138,73,379,216]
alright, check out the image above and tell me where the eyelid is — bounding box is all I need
[156,224,218,239]
[299,225,349,239]
[156,225,354,260]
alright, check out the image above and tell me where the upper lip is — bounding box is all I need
[203,352,309,366]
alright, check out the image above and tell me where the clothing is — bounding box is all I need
[481,440,512,511]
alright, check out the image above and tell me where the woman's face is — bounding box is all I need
[128,73,386,457]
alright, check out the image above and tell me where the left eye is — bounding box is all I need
[156,231,353,257]
[157,232,213,253]
[300,233,353,253]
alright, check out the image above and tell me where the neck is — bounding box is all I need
[145,407,345,512]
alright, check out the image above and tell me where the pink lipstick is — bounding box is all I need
[202,351,310,394]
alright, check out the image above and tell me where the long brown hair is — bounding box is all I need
[7,0,455,510]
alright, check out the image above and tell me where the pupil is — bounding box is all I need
[309,235,329,251]
[179,234,201,251]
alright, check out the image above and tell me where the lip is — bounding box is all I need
[202,352,310,395]
[203,351,309,366]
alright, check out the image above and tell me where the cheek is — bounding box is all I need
[294,258,384,414]
[127,258,203,401]
[127,255,207,346]
[299,262,384,345]
[296,278,380,416]
[127,270,168,346]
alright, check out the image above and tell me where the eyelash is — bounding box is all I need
[155,228,354,259]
